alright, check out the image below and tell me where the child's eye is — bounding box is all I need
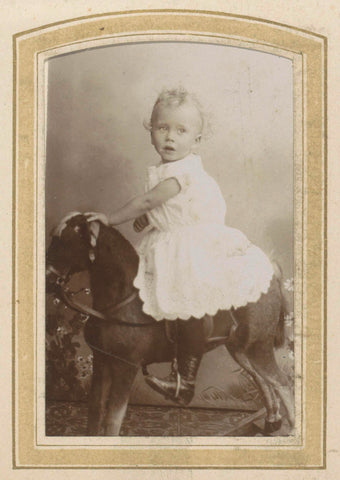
[159,126,168,132]
[177,128,186,134]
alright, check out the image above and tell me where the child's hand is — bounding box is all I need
[133,214,149,232]
[84,212,109,226]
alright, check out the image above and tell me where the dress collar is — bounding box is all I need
[150,153,202,171]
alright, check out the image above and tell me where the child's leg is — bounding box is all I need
[145,316,207,405]
[177,317,206,356]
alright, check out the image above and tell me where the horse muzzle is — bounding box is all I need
[45,264,69,293]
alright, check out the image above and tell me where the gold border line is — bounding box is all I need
[322,35,328,470]
[12,9,327,41]
[35,35,303,451]
[37,33,306,57]
[31,32,303,452]
[12,33,17,470]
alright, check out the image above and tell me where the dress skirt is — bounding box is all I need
[133,223,274,321]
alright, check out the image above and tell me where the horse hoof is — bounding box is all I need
[264,419,282,433]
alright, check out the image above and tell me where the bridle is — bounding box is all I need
[46,216,158,371]
[46,262,157,371]
[46,264,70,286]
[46,263,155,327]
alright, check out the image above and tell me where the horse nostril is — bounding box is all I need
[46,266,62,293]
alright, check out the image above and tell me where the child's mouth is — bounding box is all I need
[164,146,175,151]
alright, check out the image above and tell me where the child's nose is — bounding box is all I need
[166,129,175,141]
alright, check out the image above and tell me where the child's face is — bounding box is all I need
[150,103,202,163]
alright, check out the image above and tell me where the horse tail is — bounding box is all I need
[271,259,289,349]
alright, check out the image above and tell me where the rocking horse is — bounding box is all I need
[46,212,294,436]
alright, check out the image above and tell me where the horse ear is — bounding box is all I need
[85,221,101,263]
[52,211,82,237]
[50,212,81,238]
[87,221,100,248]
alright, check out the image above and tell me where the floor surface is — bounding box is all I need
[46,401,254,436]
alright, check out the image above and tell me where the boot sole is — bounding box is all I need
[145,377,189,406]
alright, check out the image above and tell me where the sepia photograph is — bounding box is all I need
[9,5,328,472]
[44,41,295,438]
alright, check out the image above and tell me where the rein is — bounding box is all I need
[47,220,164,371]
[56,284,156,327]
[47,262,156,327]
[50,271,155,370]
[48,263,230,371]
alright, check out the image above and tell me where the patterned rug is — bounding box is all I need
[46,401,253,436]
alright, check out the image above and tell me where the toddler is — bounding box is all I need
[87,88,274,405]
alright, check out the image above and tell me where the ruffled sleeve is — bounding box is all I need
[159,163,191,194]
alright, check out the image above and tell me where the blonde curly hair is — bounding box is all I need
[144,87,206,135]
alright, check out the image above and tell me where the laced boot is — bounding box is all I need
[145,355,202,405]
[145,357,181,402]
[145,317,206,405]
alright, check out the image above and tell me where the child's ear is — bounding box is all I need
[195,134,202,144]
[150,128,156,146]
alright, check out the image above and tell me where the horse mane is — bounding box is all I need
[94,223,139,280]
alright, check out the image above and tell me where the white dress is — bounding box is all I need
[133,153,274,321]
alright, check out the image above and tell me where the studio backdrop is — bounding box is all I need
[45,41,294,409]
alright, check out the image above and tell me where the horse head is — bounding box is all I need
[46,211,139,297]
[46,212,101,293]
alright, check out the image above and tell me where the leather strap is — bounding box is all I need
[56,285,156,327]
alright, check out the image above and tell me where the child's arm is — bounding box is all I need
[86,178,180,226]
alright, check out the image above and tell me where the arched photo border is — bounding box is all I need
[13,9,326,469]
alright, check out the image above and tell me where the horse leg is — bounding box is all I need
[225,342,276,426]
[273,384,295,427]
[247,345,295,427]
[262,384,283,433]
[103,361,138,435]
[87,352,112,436]
[268,384,282,423]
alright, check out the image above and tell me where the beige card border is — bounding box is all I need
[13,9,326,469]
